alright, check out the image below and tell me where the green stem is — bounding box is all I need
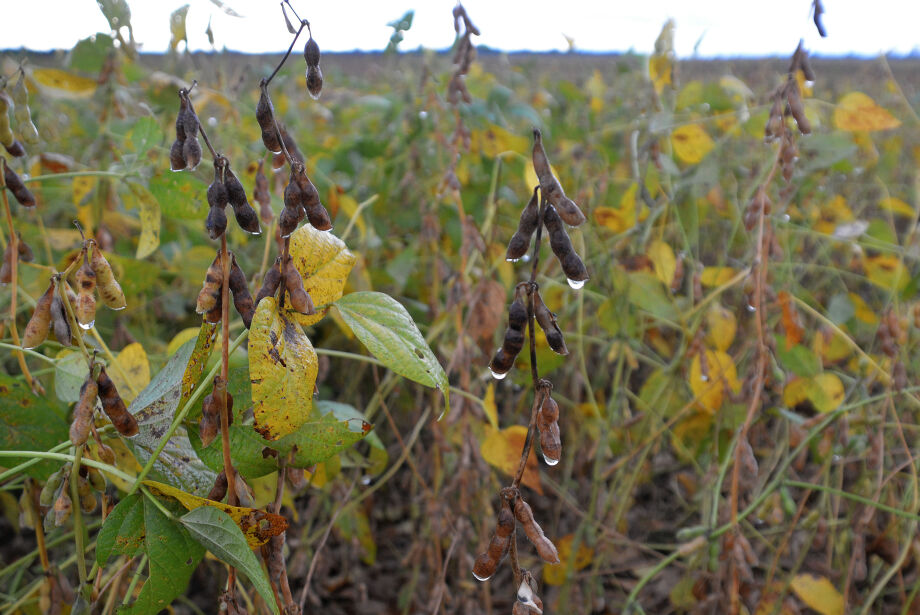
[128,329,249,494]
[121,555,148,606]
[0,342,56,364]
[141,485,176,520]
[24,171,126,183]
[69,447,88,587]
[784,480,920,522]
[0,450,136,484]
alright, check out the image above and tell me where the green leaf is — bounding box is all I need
[69,34,115,74]
[149,170,207,220]
[180,507,278,614]
[120,497,203,614]
[274,403,373,468]
[126,117,163,156]
[192,424,279,479]
[334,291,449,412]
[96,494,144,565]
[54,351,86,403]
[128,338,217,496]
[0,374,69,480]
[776,337,822,378]
[626,272,678,322]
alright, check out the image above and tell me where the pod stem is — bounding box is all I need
[263,18,309,88]
[0,158,40,393]
[182,85,218,161]
[218,232,239,595]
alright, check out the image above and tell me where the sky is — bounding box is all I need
[3,0,920,57]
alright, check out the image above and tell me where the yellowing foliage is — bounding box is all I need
[833,92,900,132]
[480,425,542,493]
[671,124,715,164]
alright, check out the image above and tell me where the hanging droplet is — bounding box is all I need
[543,454,560,466]
[567,278,586,290]
[472,571,493,582]
[521,254,531,262]
[700,374,709,382]
[746,304,757,313]
[489,368,508,380]
[506,257,520,263]
[110,305,127,311]
[78,320,94,331]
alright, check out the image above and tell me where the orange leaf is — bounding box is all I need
[778,291,804,348]
[833,92,900,132]
[790,573,844,615]
[543,534,593,585]
[480,425,542,494]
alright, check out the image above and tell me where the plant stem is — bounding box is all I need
[69,446,88,588]
[264,21,308,88]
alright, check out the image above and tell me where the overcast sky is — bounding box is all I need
[3,0,919,57]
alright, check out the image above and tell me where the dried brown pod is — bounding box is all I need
[306,65,324,99]
[96,442,115,465]
[0,243,12,284]
[224,167,261,235]
[90,245,126,310]
[17,234,33,262]
[196,252,223,314]
[472,497,515,581]
[304,36,321,67]
[96,366,139,437]
[69,376,98,447]
[175,93,190,141]
[262,533,286,581]
[228,254,255,329]
[292,163,322,208]
[254,160,272,223]
[50,291,73,346]
[180,95,200,139]
[283,174,304,210]
[205,294,223,324]
[3,139,25,158]
[53,490,72,527]
[785,82,811,135]
[3,163,36,207]
[86,466,107,492]
[508,289,527,332]
[207,471,228,502]
[489,327,524,377]
[256,258,283,306]
[506,187,541,261]
[207,163,229,210]
[199,392,220,447]
[533,290,567,355]
[532,130,585,226]
[79,488,98,514]
[75,259,97,329]
[305,202,332,231]
[537,395,561,465]
[256,87,282,153]
[284,257,314,315]
[183,136,202,170]
[513,497,559,563]
[22,281,55,348]
[543,206,588,286]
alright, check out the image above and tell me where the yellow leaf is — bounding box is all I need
[813,195,853,234]
[879,197,914,217]
[700,266,736,287]
[169,4,190,51]
[474,124,529,158]
[524,160,560,193]
[812,328,852,364]
[782,377,812,408]
[543,534,593,585]
[783,374,844,413]
[337,193,368,240]
[647,239,676,286]
[688,349,740,412]
[705,303,736,352]
[249,297,318,441]
[671,124,715,164]
[93,438,140,492]
[287,223,357,327]
[848,292,878,325]
[833,92,901,132]
[790,573,844,615]
[480,426,542,494]
[592,183,645,233]
[587,70,605,112]
[31,68,96,98]
[143,480,287,549]
[72,176,96,207]
[864,254,909,291]
[127,183,160,259]
[109,342,150,404]
[482,382,498,430]
[648,21,675,95]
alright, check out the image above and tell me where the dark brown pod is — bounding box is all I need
[540,395,560,423]
[69,376,98,447]
[208,471,228,502]
[489,327,524,377]
[183,137,202,170]
[472,498,515,581]
[4,140,26,158]
[4,165,36,207]
[196,252,223,314]
[205,294,223,324]
[50,291,73,346]
[306,65,323,100]
[256,89,282,153]
[0,243,12,284]
[17,235,34,262]
[90,246,126,310]
[537,401,561,465]
[96,366,139,437]
[256,258,283,306]
[532,130,585,226]
[53,490,72,527]
[305,203,332,231]
[560,250,588,285]
[207,205,228,240]
[513,498,559,563]
[506,187,540,261]
[533,291,567,355]
[544,206,588,284]
[199,392,220,447]
[207,165,229,209]
[175,94,189,141]
[283,176,304,210]
[22,281,55,348]
[786,83,811,135]
[284,258,314,315]
[180,98,200,139]
[228,254,255,329]
[304,37,321,67]
[508,290,527,331]
[223,166,248,208]
[169,139,187,171]
[231,201,262,235]
[292,164,321,208]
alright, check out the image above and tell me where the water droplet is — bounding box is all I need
[208,116,218,127]
[567,278,586,290]
[746,304,757,313]
[700,374,709,382]
[506,257,520,263]
[832,455,842,464]
[79,320,94,331]
[308,90,321,101]
[436,407,446,421]
[521,254,531,263]
[805,80,815,88]
[361,475,372,485]
[543,454,560,466]
[244,229,262,236]
[472,571,493,582]
[323,226,334,233]
[111,305,127,311]
[782,213,791,222]
[489,368,508,380]
[418,110,428,119]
